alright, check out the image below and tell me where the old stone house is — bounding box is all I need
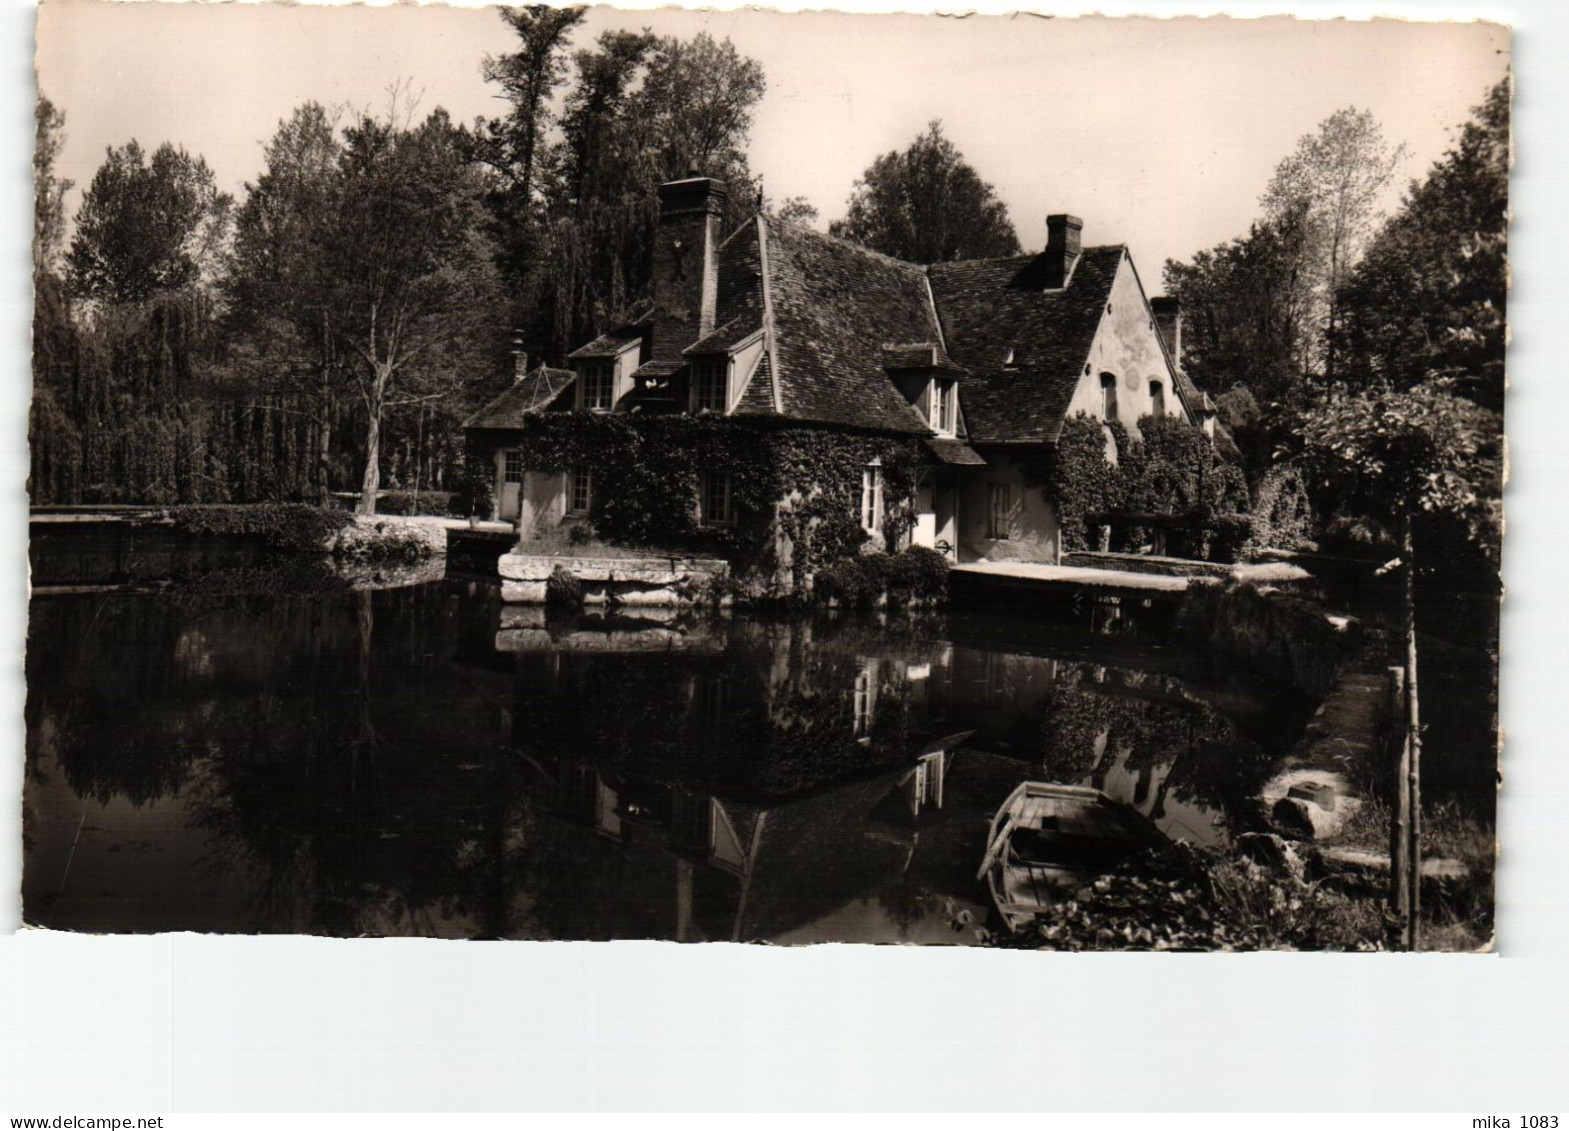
[464,173,1214,584]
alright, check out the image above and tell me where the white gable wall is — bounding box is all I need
[1062,253,1188,437]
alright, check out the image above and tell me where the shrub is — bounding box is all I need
[813,557,880,606]
[165,504,353,551]
[885,545,950,601]
[812,547,950,607]
[545,566,584,609]
[1245,465,1316,557]
[1206,512,1256,563]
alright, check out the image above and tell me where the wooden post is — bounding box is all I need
[1388,665,1409,921]
[1401,512,1423,952]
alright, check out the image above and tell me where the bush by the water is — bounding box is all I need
[812,546,950,607]
[1176,579,1353,697]
[989,843,1390,951]
[545,565,585,609]
[165,504,353,551]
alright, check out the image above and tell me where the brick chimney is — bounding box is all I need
[654,175,729,338]
[1043,214,1083,288]
[1151,296,1182,367]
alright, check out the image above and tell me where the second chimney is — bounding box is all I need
[1044,214,1083,288]
[1151,296,1182,368]
[654,175,729,338]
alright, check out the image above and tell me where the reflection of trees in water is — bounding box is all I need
[27,586,513,936]
[29,596,203,806]
[515,616,937,799]
[1036,668,1282,834]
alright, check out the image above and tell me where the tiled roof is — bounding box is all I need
[749,220,935,435]
[462,367,576,430]
[880,342,966,374]
[514,205,1164,452]
[566,322,646,360]
[928,246,1125,444]
[685,316,760,356]
[924,437,987,466]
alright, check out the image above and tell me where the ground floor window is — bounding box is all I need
[700,471,735,526]
[988,482,1011,540]
[503,448,523,484]
[568,467,593,515]
[861,462,884,532]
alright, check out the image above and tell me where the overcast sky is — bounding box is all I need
[35,1,1509,280]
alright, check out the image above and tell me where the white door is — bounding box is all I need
[497,447,523,522]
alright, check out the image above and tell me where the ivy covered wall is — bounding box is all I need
[1044,412,1252,557]
[518,413,925,594]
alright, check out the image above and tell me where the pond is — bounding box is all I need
[24,554,1330,942]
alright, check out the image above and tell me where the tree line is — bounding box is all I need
[30,4,1506,539]
[31,8,773,513]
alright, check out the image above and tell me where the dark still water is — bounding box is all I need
[24,578,1320,941]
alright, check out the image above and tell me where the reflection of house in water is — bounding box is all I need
[520,746,1025,944]
[496,610,1299,939]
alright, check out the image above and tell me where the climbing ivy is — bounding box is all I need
[1046,412,1252,557]
[519,413,925,592]
[1244,465,1316,556]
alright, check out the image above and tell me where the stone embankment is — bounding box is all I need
[497,551,730,607]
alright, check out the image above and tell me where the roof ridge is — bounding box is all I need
[768,217,930,274]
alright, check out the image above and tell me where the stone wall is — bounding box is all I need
[497,551,731,606]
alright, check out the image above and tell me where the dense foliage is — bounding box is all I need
[165,503,353,550]
[1332,80,1509,412]
[813,547,950,607]
[828,121,1021,263]
[1290,379,1502,564]
[1044,413,1251,559]
[519,414,924,592]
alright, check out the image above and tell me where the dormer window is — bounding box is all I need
[929,378,957,436]
[580,361,615,412]
[691,357,729,414]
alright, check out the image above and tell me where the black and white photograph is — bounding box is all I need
[21,1,1509,958]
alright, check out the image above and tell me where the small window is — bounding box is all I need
[988,482,1011,541]
[503,448,524,484]
[580,362,615,412]
[1150,380,1166,417]
[861,462,884,533]
[700,471,735,526]
[929,378,957,435]
[692,358,729,414]
[568,467,593,515]
[1101,372,1118,420]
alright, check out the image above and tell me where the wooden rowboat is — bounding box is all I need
[976,782,1167,934]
